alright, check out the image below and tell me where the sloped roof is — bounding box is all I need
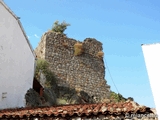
[0,100,153,119]
[141,42,160,46]
[0,0,35,57]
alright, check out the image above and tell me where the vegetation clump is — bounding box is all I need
[74,42,84,56]
[110,91,126,102]
[96,51,104,58]
[35,59,56,87]
[51,21,70,34]
[110,91,134,102]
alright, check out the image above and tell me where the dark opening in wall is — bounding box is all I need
[33,77,44,97]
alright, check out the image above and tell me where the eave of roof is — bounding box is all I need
[0,101,153,119]
[141,42,160,46]
[0,0,36,57]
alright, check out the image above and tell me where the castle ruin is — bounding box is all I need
[35,31,110,102]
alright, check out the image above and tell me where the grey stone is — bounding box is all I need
[25,88,42,107]
[35,31,110,103]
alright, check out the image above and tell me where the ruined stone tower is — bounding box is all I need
[35,31,110,102]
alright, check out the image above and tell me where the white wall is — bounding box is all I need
[0,3,35,109]
[142,43,160,118]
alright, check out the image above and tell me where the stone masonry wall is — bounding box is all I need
[35,33,46,59]
[35,31,110,102]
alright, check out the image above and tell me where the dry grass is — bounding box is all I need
[96,51,104,58]
[74,42,83,49]
[48,29,54,33]
[74,42,83,56]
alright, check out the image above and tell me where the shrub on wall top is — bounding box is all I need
[51,21,70,34]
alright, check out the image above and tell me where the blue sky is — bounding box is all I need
[4,0,160,108]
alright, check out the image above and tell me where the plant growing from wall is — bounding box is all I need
[96,51,104,58]
[110,91,126,102]
[35,59,56,88]
[51,21,70,34]
[74,42,83,56]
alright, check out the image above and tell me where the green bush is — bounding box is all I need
[35,59,56,88]
[110,91,126,102]
[51,21,70,34]
[35,59,49,75]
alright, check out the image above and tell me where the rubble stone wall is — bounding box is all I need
[35,31,110,102]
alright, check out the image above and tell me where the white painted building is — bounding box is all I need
[141,43,160,118]
[0,0,36,109]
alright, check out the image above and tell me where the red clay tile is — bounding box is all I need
[0,101,153,119]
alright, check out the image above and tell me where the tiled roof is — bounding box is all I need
[0,100,153,119]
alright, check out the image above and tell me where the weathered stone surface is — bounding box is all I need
[43,88,57,105]
[38,70,46,88]
[56,86,94,105]
[25,88,43,107]
[35,31,111,103]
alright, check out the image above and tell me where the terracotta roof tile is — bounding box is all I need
[0,101,153,119]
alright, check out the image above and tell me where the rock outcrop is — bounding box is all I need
[25,88,44,107]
